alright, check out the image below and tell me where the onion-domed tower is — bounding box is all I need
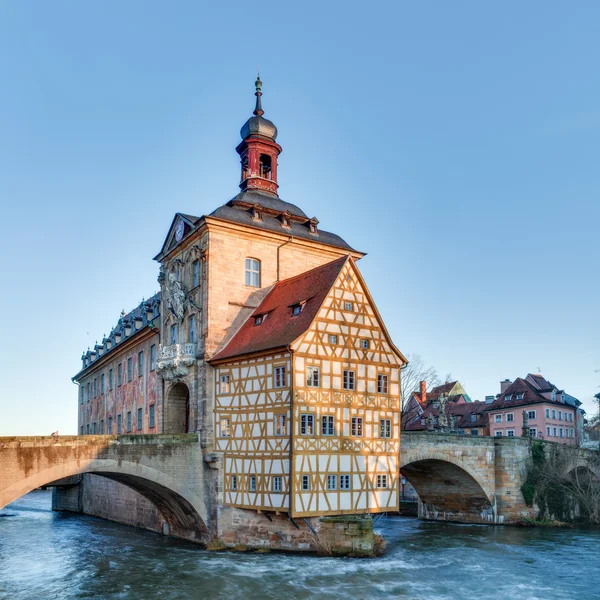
[236,75,282,195]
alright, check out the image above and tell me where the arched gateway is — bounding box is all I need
[0,435,209,543]
[165,382,191,434]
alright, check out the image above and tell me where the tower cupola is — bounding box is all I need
[237,75,282,195]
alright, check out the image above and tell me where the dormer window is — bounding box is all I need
[505,394,512,401]
[516,393,524,400]
[252,204,263,221]
[308,217,319,235]
[280,211,291,228]
[291,304,303,317]
[254,314,267,326]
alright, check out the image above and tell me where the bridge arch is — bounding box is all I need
[400,450,496,524]
[1,458,208,542]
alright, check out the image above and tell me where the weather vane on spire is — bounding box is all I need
[254,71,264,117]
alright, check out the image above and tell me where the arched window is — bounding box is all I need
[245,258,261,287]
[259,154,272,180]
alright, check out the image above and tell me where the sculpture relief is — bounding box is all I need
[167,271,186,322]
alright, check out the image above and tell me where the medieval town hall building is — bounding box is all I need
[72,78,406,536]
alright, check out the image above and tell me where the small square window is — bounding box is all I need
[300,414,314,435]
[329,334,338,344]
[495,430,503,437]
[505,394,512,401]
[301,475,310,491]
[516,393,524,400]
[344,302,353,311]
[377,475,388,489]
[274,414,287,436]
[380,419,392,438]
[361,339,370,350]
[322,415,335,436]
[494,414,502,423]
[340,475,351,490]
[528,410,536,420]
[273,476,282,493]
[219,375,231,394]
[220,417,231,437]
[351,417,363,437]
[327,475,337,490]
[343,370,355,391]
[306,366,320,387]
[292,304,303,316]
[507,430,515,437]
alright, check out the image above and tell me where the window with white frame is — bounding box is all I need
[552,409,556,419]
[380,419,392,438]
[322,415,335,436]
[343,370,355,390]
[274,366,286,388]
[495,430,503,437]
[327,475,337,490]
[558,410,562,420]
[530,428,537,438]
[249,476,256,492]
[219,417,231,438]
[507,430,515,437]
[219,374,230,394]
[528,410,536,420]
[300,414,314,435]
[231,475,237,491]
[516,393,524,400]
[301,475,310,491]
[351,417,363,437]
[272,476,282,493]
[340,475,351,490]
[245,258,261,287]
[329,334,338,344]
[377,475,388,489]
[306,366,320,387]
[494,414,503,423]
[361,339,370,350]
[546,408,550,418]
[506,413,514,422]
[275,414,287,436]
[553,427,557,436]
[546,426,551,437]
[344,301,353,311]
[377,374,389,394]
[505,394,512,401]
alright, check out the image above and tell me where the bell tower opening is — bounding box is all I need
[259,154,272,180]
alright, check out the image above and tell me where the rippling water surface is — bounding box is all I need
[1,491,599,600]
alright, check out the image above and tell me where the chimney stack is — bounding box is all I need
[420,380,427,406]
[500,379,512,393]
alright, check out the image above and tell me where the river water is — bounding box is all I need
[1,491,599,600]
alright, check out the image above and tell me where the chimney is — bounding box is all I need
[420,380,427,406]
[500,379,512,393]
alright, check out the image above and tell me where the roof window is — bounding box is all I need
[505,394,512,401]
[516,393,524,400]
[254,314,267,326]
[291,304,303,317]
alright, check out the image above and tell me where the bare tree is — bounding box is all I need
[400,354,441,426]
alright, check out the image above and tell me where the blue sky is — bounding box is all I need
[0,1,598,435]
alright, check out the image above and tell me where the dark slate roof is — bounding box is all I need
[210,256,348,362]
[405,401,489,431]
[73,292,161,380]
[209,190,357,252]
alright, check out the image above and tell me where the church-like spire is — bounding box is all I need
[253,74,264,116]
[237,75,282,195]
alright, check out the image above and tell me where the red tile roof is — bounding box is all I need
[484,377,571,412]
[210,256,349,363]
[404,401,489,431]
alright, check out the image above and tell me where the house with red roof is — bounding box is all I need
[485,374,583,444]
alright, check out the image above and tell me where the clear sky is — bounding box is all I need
[0,1,598,435]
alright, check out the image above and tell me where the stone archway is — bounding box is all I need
[165,382,190,433]
[401,458,495,524]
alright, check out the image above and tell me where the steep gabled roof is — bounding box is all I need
[210,256,348,363]
[485,377,556,411]
[405,401,489,431]
[154,212,202,260]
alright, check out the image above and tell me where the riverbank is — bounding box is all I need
[2,491,600,600]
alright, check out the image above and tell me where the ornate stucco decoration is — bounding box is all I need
[167,271,186,322]
[157,343,198,382]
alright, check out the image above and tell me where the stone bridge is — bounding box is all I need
[0,435,211,543]
[401,432,534,524]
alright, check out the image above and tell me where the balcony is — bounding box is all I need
[157,343,198,382]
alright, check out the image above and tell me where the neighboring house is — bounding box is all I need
[404,400,490,436]
[402,380,478,431]
[485,374,582,445]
